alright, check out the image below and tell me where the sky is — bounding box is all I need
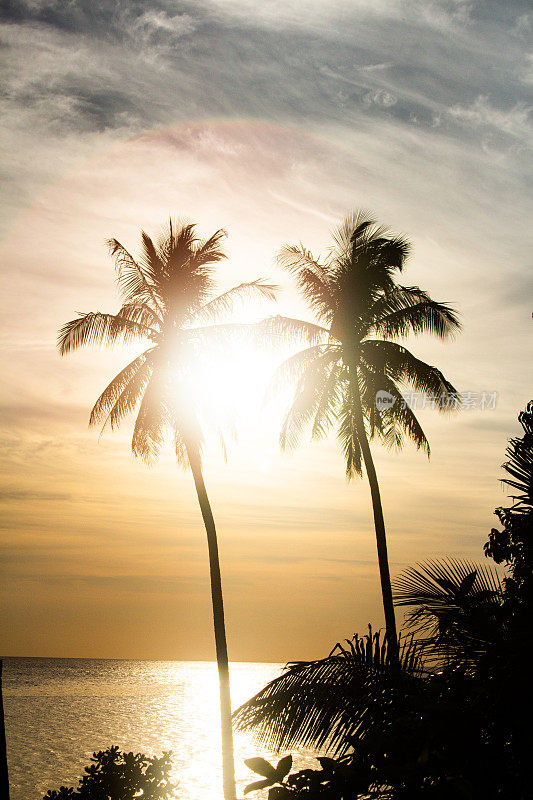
[0,0,532,661]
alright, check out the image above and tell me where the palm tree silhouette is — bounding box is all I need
[58,219,276,800]
[261,212,460,658]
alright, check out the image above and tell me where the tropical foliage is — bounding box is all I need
[260,211,460,652]
[244,755,293,795]
[393,557,504,669]
[264,213,460,468]
[237,405,533,799]
[485,400,533,605]
[237,566,523,799]
[243,753,362,800]
[234,627,423,757]
[43,747,173,800]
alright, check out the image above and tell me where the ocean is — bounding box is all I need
[1,657,317,800]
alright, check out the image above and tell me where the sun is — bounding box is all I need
[169,335,283,436]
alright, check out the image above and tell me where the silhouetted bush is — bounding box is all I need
[43,746,174,800]
[244,754,362,799]
[485,400,533,607]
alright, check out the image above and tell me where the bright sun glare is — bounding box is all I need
[171,338,283,435]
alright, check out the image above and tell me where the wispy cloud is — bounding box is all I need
[0,488,72,502]
[449,94,532,144]
[2,0,531,234]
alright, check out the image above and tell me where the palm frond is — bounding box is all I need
[157,225,228,320]
[139,228,205,323]
[57,312,153,355]
[174,433,191,471]
[337,390,363,479]
[187,280,278,325]
[280,349,343,451]
[364,285,431,331]
[107,238,161,308]
[296,269,334,325]
[117,302,162,331]
[387,392,430,454]
[355,359,385,441]
[276,245,332,323]
[276,244,330,280]
[256,315,330,347]
[311,362,346,440]
[329,210,377,256]
[89,350,153,428]
[376,298,461,340]
[370,235,411,271]
[384,284,431,305]
[139,231,164,286]
[96,358,154,435]
[500,401,533,506]
[393,559,503,665]
[265,345,337,404]
[394,558,502,610]
[233,628,422,756]
[158,221,197,268]
[131,374,169,465]
[330,214,410,296]
[191,228,228,267]
[360,340,459,413]
[359,366,431,455]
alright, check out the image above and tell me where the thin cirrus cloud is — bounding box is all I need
[0,0,531,658]
[1,0,531,225]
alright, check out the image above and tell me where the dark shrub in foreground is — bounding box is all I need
[43,746,174,800]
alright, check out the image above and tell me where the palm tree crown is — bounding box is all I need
[58,220,276,464]
[267,211,460,474]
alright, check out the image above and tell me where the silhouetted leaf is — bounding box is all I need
[244,779,274,794]
[434,577,456,594]
[458,571,477,597]
[317,756,337,773]
[244,757,277,778]
[275,755,292,779]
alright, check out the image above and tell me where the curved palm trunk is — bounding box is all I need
[352,378,399,664]
[187,447,236,800]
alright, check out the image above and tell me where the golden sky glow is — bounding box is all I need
[1,2,532,660]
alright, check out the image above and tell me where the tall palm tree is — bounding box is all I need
[57,219,276,800]
[261,212,460,659]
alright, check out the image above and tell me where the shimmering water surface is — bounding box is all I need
[2,658,316,800]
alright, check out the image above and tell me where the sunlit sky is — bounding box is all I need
[1,0,532,661]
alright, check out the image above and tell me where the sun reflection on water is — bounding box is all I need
[3,658,318,800]
[160,661,314,799]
